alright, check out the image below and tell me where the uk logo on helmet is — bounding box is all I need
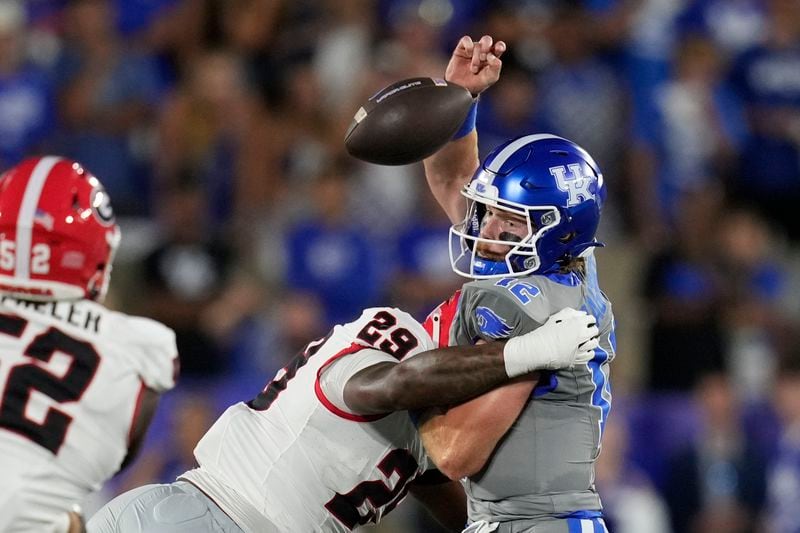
[549,164,594,207]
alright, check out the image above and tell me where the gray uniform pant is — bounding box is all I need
[86,481,245,533]
[466,516,609,533]
[499,516,609,533]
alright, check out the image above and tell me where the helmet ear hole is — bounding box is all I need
[559,231,576,244]
[87,266,106,301]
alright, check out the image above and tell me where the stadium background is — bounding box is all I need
[2,0,800,531]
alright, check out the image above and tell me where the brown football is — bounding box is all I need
[344,78,474,166]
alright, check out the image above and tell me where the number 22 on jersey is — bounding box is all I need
[0,313,100,454]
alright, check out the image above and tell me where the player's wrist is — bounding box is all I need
[452,98,478,140]
[503,334,555,377]
[503,336,525,377]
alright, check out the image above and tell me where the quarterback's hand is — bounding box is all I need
[503,308,599,377]
[445,35,506,97]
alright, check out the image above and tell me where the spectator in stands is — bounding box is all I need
[643,184,727,391]
[473,51,542,157]
[634,34,746,227]
[717,207,791,402]
[389,188,462,321]
[282,158,384,326]
[53,0,162,216]
[663,371,767,533]
[676,0,767,60]
[728,0,800,241]
[0,0,56,167]
[537,1,627,193]
[140,176,235,378]
[595,409,672,533]
[765,343,800,533]
[156,49,269,232]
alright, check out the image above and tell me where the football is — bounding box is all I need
[344,77,474,166]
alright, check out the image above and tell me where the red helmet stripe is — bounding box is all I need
[14,156,62,279]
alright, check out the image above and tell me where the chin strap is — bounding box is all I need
[471,257,511,276]
[478,239,605,277]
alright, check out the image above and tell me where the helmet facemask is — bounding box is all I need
[449,191,562,279]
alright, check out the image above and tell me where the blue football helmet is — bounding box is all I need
[450,133,606,279]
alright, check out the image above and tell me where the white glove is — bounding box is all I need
[503,308,599,378]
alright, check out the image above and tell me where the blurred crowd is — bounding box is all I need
[2,0,800,531]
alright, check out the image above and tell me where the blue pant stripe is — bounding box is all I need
[567,518,583,533]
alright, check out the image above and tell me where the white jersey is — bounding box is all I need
[181,307,436,532]
[0,296,177,533]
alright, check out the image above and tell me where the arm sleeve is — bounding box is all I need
[117,315,179,392]
[318,348,399,416]
[135,339,178,392]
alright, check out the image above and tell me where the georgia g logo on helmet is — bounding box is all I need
[90,184,115,226]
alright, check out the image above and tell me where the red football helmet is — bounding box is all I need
[0,156,121,302]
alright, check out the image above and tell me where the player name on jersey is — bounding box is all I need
[0,296,103,333]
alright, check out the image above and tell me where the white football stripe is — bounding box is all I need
[486,133,566,173]
[581,519,594,533]
[15,156,61,278]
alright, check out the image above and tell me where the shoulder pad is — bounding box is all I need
[463,277,551,318]
[459,279,549,341]
[108,312,178,392]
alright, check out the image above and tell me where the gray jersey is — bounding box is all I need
[442,257,615,523]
